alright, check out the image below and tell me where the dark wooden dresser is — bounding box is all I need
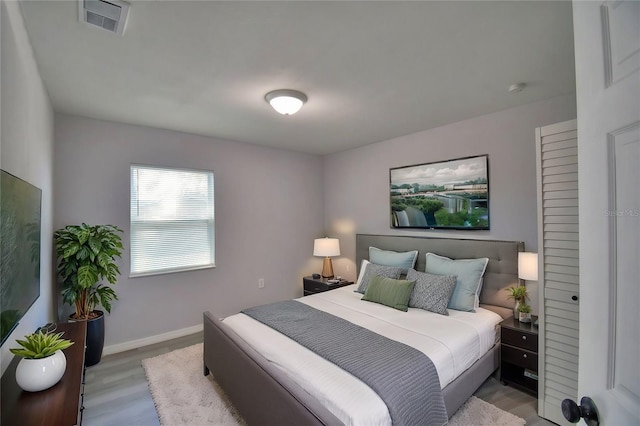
[1,321,87,426]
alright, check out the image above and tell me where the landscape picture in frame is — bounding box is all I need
[390,155,490,230]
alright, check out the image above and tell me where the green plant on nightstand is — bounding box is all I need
[517,303,532,323]
[506,285,529,317]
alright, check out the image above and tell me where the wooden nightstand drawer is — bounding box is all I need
[305,281,328,293]
[501,345,538,371]
[502,327,538,352]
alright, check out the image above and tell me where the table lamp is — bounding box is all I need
[518,252,539,281]
[313,238,340,279]
[518,252,538,324]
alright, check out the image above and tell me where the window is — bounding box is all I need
[130,165,214,277]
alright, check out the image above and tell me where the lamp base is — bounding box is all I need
[321,257,334,279]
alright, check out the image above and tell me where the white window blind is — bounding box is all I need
[130,165,214,277]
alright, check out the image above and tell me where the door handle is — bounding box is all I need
[562,397,599,426]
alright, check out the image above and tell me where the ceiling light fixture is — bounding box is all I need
[265,89,308,115]
[508,83,526,93]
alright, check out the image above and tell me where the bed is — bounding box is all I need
[203,234,524,425]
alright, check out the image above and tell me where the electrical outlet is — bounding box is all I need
[258,278,265,289]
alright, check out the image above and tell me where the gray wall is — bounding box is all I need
[54,114,325,348]
[1,1,55,374]
[323,94,577,313]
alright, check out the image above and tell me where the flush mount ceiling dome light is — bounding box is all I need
[508,82,526,93]
[265,89,308,115]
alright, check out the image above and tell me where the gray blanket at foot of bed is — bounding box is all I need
[242,300,448,426]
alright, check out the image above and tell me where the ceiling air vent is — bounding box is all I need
[79,0,130,35]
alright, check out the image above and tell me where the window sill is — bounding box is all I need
[129,263,215,278]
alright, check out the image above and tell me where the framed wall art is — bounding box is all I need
[390,155,489,230]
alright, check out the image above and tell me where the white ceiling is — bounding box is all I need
[19,1,576,155]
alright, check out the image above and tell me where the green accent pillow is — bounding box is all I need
[362,275,416,312]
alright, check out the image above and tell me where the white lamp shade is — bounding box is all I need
[313,238,340,257]
[518,252,538,281]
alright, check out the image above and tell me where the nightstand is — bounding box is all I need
[500,316,539,396]
[303,276,353,296]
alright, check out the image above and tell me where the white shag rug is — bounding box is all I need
[448,397,526,426]
[142,343,525,426]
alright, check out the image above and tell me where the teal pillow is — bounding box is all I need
[369,247,418,274]
[425,253,488,312]
[362,275,415,312]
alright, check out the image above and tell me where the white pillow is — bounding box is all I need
[475,279,485,308]
[356,259,370,287]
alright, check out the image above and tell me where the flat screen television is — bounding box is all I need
[0,170,41,345]
[390,155,490,230]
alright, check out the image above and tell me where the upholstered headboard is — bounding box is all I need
[355,234,524,318]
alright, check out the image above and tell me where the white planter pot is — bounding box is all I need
[519,312,532,323]
[15,350,67,392]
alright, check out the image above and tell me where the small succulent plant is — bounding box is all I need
[517,303,532,314]
[10,331,74,359]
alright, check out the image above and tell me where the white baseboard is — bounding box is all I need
[102,324,203,356]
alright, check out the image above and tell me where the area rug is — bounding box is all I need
[142,343,525,426]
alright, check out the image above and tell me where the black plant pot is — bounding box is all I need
[69,310,105,367]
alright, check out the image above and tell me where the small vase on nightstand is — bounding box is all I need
[519,312,532,323]
[517,303,532,323]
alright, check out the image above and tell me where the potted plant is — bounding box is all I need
[506,285,529,318]
[517,303,532,323]
[10,330,74,392]
[54,223,123,366]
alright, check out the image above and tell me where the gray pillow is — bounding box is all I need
[406,268,457,315]
[355,263,403,294]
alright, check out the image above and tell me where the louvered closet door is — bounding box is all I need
[535,119,579,426]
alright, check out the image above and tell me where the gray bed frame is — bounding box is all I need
[204,234,523,425]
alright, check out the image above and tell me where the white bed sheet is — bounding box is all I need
[223,284,502,426]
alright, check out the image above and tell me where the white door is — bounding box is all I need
[573,1,640,425]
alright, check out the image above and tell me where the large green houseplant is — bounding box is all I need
[54,223,123,365]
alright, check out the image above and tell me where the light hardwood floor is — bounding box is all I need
[83,333,555,425]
